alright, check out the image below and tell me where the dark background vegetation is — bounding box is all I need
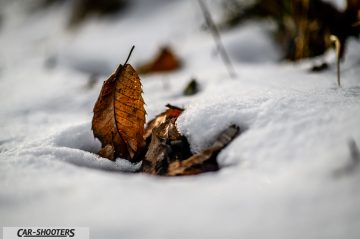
[222,0,360,60]
[36,0,360,62]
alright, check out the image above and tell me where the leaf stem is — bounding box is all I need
[124,45,135,65]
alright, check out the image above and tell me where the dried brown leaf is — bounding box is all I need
[138,47,181,74]
[144,104,184,141]
[142,115,240,176]
[143,118,191,175]
[92,63,145,161]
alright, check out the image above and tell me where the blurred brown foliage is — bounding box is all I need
[38,0,128,27]
[69,0,128,26]
[137,47,182,74]
[222,0,360,60]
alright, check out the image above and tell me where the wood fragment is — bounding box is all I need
[143,118,191,175]
[167,125,240,176]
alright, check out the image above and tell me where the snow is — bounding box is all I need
[1,0,360,238]
[322,0,347,11]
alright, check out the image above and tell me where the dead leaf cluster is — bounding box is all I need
[92,49,239,176]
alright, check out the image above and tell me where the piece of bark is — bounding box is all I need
[167,125,240,176]
[143,118,191,175]
[143,122,240,176]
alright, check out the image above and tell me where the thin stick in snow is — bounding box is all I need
[330,35,341,87]
[198,0,237,79]
[333,139,360,177]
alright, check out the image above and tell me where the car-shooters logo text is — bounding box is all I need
[17,228,75,237]
[3,227,89,239]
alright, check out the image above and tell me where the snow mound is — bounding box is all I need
[1,122,141,173]
[50,122,141,172]
[53,122,101,153]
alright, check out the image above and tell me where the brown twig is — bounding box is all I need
[198,0,237,79]
[330,35,341,87]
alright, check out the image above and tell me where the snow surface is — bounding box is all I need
[322,0,347,11]
[1,1,360,238]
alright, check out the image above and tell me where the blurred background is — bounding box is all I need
[1,0,359,76]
